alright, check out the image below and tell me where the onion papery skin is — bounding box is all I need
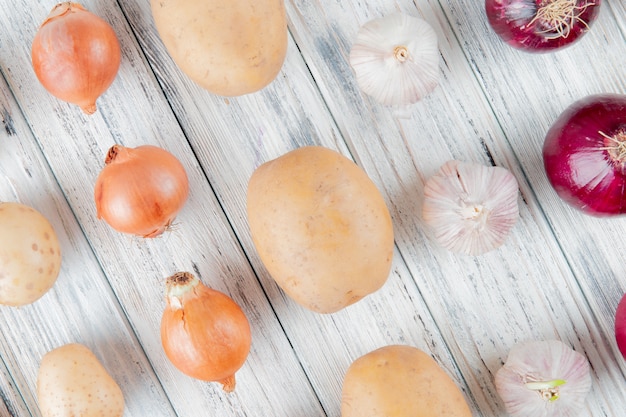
[31,2,121,114]
[160,272,252,392]
[616,293,626,360]
[542,94,626,216]
[94,144,189,237]
[485,0,601,53]
[495,340,591,417]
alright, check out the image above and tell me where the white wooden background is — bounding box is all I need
[0,0,625,415]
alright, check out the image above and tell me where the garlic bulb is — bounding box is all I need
[422,160,519,255]
[349,12,440,106]
[495,340,592,417]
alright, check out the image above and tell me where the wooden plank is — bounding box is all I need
[0,60,176,415]
[118,0,626,415]
[282,0,626,413]
[0,1,327,416]
[0,357,31,417]
[0,0,624,416]
[117,0,485,415]
[442,0,626,379]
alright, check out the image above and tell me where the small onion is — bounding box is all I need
[616,292,626,360]
[161,272,252,392]
[542,94,626,216]
[485,0,601,53]
[94,144,189,238]
[31,2,121,114]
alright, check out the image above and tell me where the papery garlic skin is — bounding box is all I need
[422,160,519,255]
[495,340,592,417]
[349,13,440,106]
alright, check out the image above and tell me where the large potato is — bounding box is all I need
[151,0,288,96]
[0,202,61,306]
[341,345,472,417]
[37,343,124,417]
[246,146,394,313]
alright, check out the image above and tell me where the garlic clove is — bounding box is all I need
[495,340,592,417]
[349,12,440,106]
[422,160,519,255]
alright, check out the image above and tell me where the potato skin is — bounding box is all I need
[151,0,287,96]
[247,146,394,313]
[0,202,61,306]
[341,345,473,417]
[37,343,124,417]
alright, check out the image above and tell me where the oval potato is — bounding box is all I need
[151,0,288,96]
[37,343,124,417]
[341,345,472,417]
[0,202,61,306]
[247,146,394,313]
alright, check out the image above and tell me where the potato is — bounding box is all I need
[0,202,61,306]
[37,343,124,417]
[341,345,472,417]
[151,0,288,96]
[246,146,394,313]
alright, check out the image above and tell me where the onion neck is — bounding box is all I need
[166,272,200,309]
[43,2,83,24]
[48,2,73,18]
[104,144,130,165]
[80,102,97,115]
[220,375,237,393]
[531,0,594,39]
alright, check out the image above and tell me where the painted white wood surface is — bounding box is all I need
[0,1,625,417]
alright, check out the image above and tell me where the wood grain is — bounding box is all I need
[0,0,624,416]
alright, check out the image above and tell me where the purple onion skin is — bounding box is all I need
[617,293,626,360]
[485,0,601,53]
[543,94,626,216]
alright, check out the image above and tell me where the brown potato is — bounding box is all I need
[247,146,394,313]
[151,0,288,96]
[37,343,124,417]
[341,345,472,417]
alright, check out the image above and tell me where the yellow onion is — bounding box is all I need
[160,272,252,392]
[94,144,189,238]
[31,2,121,114]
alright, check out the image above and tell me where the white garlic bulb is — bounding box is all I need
[422,160,519,255]
[349,12,440,106]
[495,340,592,417]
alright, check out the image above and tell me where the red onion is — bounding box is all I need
[542,94,626,216]
[617,293,626,360]
[485,0,601,52]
